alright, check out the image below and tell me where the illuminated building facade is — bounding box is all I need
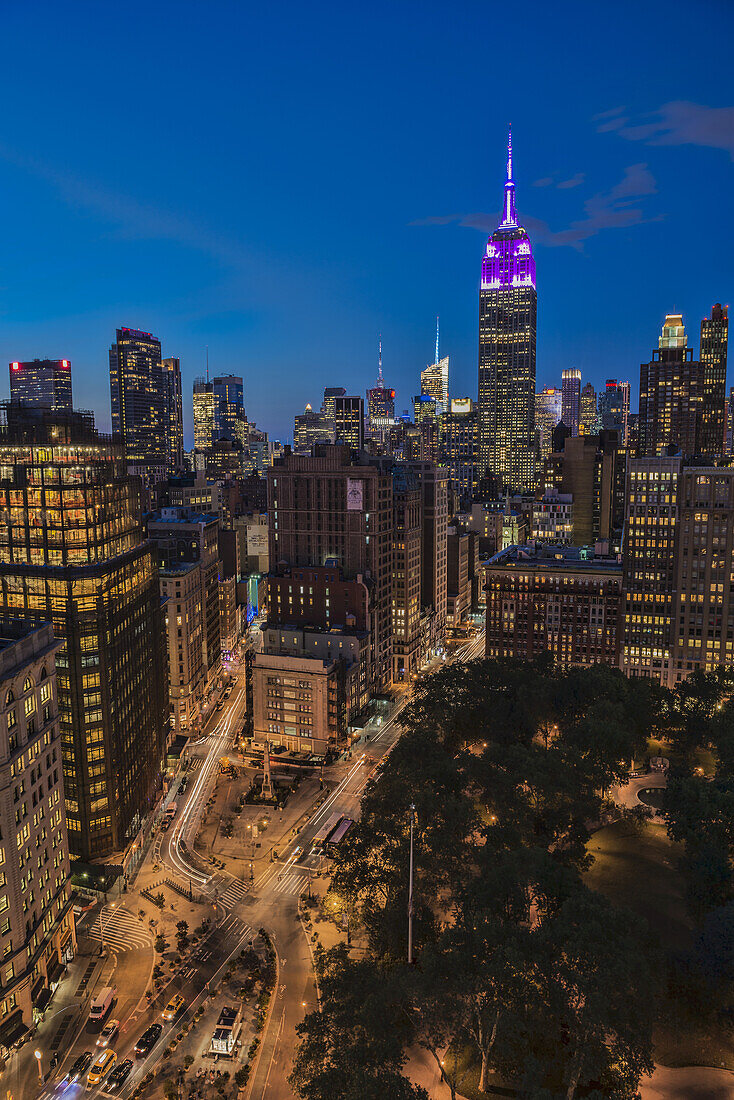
[621,456,682,683]
[535,387,562,465]
[421,356,449,414]
[8,360,73,413]
[161,357,184,473]
[392,465,422,681]
[561,369,581,436]
[321,387,346,430]
[0,622,76,1048]
[598,380,629,442]
[638,315,701,458]
[0,405,168,859]
[698,304,729,459]
[485,543,622,666]
[441,398,478,500]
[294,405,333,454]
[193,380,217,452]
[212,375,246,445]
[478,132,537,492]
[160,563,204,733]
[333,395,364,451]
[580,382,599,436]
[109,328,168,481]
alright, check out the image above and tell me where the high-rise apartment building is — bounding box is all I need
[441,398,478,501]
[638,315,701,458]
[698,304,729,459]
[0,622,76,1047]
[408,461,449,648]
[544,430,627,548]
[561,369,582,436]
[109,327,168,481]
[671,466,734,683]
[160,563,204,734]
[161,357,184,473]
[333,396,364,451]
[579,382,599,436]
[392,465,423,682]
[621,456,682,683]
[268,446,393,693]
[147,509,222,691]
[535,387,563,465]
[478,132,537,491]
[9,360,73,413]
[0,404,168,859]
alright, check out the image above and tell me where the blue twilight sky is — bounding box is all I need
[0,0,732,445]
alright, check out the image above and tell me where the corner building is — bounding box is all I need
[0,406,168,860]
[478,133,537,492]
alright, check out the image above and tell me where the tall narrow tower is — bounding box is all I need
[477,130,537,491]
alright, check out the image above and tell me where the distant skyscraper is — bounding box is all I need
[478,131,537,491]
[321,387,346,429]
[442,398,478,500]
[535,386,563,464]
[212,375,246,445]
[598,380,629,441]
[109,327,167,480]
[699,303,729,458]
[421,317,449,413]
[193,379,217,452]
[333,395,364,450]
[639,314,701,457]
[294,404,333,454]
[161,357,184,472]
[561,369,582,436]
[9,358,73,412]
[579,382,599,435]
[366,341,395,440]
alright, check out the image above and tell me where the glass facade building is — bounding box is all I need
[9,360,73,413]
[0,405,168,860]
[109,328,167,481]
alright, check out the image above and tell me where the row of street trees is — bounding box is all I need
[291,657,734,1099]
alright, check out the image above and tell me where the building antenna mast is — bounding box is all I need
[206,345,209,383]
[378,335,384,387]
[435,315,440,365]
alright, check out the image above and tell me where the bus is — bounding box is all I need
[327,817,354,849]
[311,812,344,852]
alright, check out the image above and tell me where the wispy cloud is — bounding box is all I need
[596,102,734,159]
[412,164,658,250]
[557,172,585,189]
[0,142,257,270]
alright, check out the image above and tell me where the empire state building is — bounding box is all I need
[477,131,537,492]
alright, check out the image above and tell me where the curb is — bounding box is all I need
[245,931,280,1099]
[297,896,321,1012]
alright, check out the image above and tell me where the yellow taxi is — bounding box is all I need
[162,992,186,1021]
[87,1048,116,1086]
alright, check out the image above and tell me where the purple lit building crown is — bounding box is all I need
[481,129,536,291]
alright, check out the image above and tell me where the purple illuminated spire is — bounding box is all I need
[481,127,536,292]
[501,125,517,228]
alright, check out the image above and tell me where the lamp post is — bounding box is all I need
[34,1049,43,1084]
[407,804,416,965]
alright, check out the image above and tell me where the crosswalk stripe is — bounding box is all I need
[274,871,310,895]
[89,909,152,952]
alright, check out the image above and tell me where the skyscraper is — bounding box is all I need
[535,386,563,464]
[9,359,73,413]
[421,318,449,413]
[561,369,582,436]
[478,131,537,492]
[321,387,346,430]
[441,398,478,500]
[333,395,365,451]
[193,379,217,451]
[0,403,168,860]
[212,375,246,445]
[366,343,395,442]
[598,380,629,442]
[109,327,167,481]
[638,314,701,458]
[161,357,184,473]
[579,382,599,435]
[699,303,729,459]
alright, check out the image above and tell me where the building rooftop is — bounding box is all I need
[485,542,622,572]
[0,620,59,677]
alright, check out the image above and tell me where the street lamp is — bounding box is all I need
[35,1049,43,1083]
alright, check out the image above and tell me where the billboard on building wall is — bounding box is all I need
[346,478,363,511]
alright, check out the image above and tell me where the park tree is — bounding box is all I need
[289,945,428,1100]
[535,887,656,1100]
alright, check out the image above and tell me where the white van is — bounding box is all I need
[89,986,115,1026]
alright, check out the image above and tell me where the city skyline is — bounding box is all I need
[0,2,731,443]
